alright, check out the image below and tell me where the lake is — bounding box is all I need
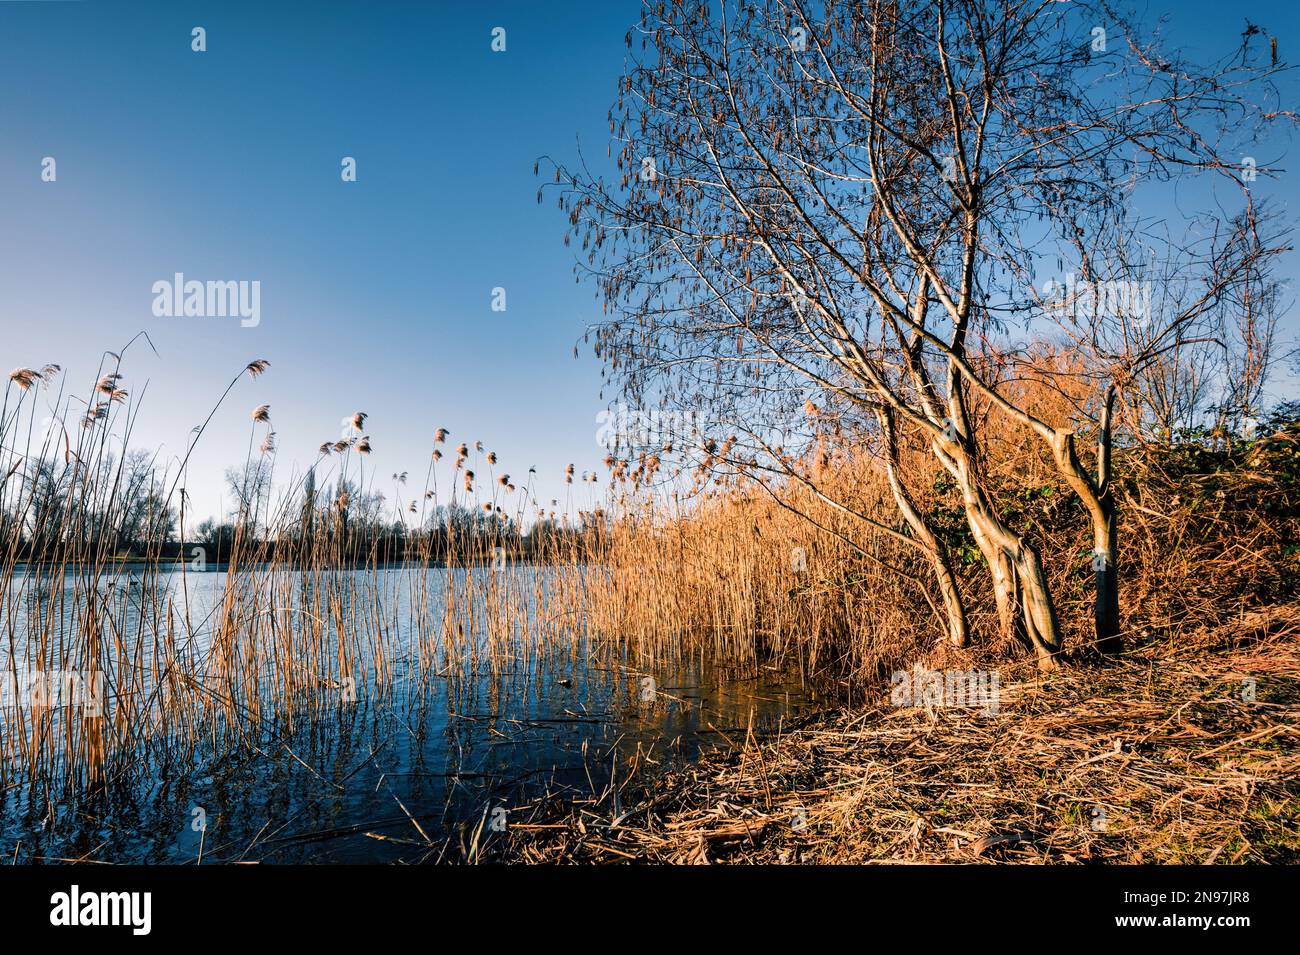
[0,564,815,863]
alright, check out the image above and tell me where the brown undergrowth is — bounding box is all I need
[499,603,1300,864]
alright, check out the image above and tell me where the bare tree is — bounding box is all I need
[546,0,1291,665]
[224,460,271,533]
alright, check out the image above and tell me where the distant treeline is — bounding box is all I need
[7,519,598,567]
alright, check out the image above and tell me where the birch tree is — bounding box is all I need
[548,0,1291,665]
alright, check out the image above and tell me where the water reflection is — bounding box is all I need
[0,565,813,863]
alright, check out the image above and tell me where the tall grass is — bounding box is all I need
[0,354,606,800]
[1,352,1294,803]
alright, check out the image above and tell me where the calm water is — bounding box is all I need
[0,565,814,863]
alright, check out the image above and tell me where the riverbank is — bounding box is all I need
[499,603,1300,864]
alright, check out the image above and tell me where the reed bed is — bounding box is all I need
[1,348,1295,859]
[0,353,625,807]
[577,416,1299,690]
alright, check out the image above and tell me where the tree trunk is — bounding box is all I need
[1091,492,1120,653]
[878,409,969,647]
[963,498,1062,668]
[964,501,1019,639]
[1048,385,1121,654]
[1011,533,1063,666]
[938,418,1062,669]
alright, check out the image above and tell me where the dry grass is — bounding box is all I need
[576,420,1299,690]
[500,604,1300,864]
[2,347,1296,865]
[0,353,610,798]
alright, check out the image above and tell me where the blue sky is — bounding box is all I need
[0,0,1295,528]
[0,0,641,525]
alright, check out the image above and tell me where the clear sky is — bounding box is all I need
[0,0,640,527]
[0,0,1295,529]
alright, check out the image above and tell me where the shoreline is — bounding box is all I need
[497,604,1300,864]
